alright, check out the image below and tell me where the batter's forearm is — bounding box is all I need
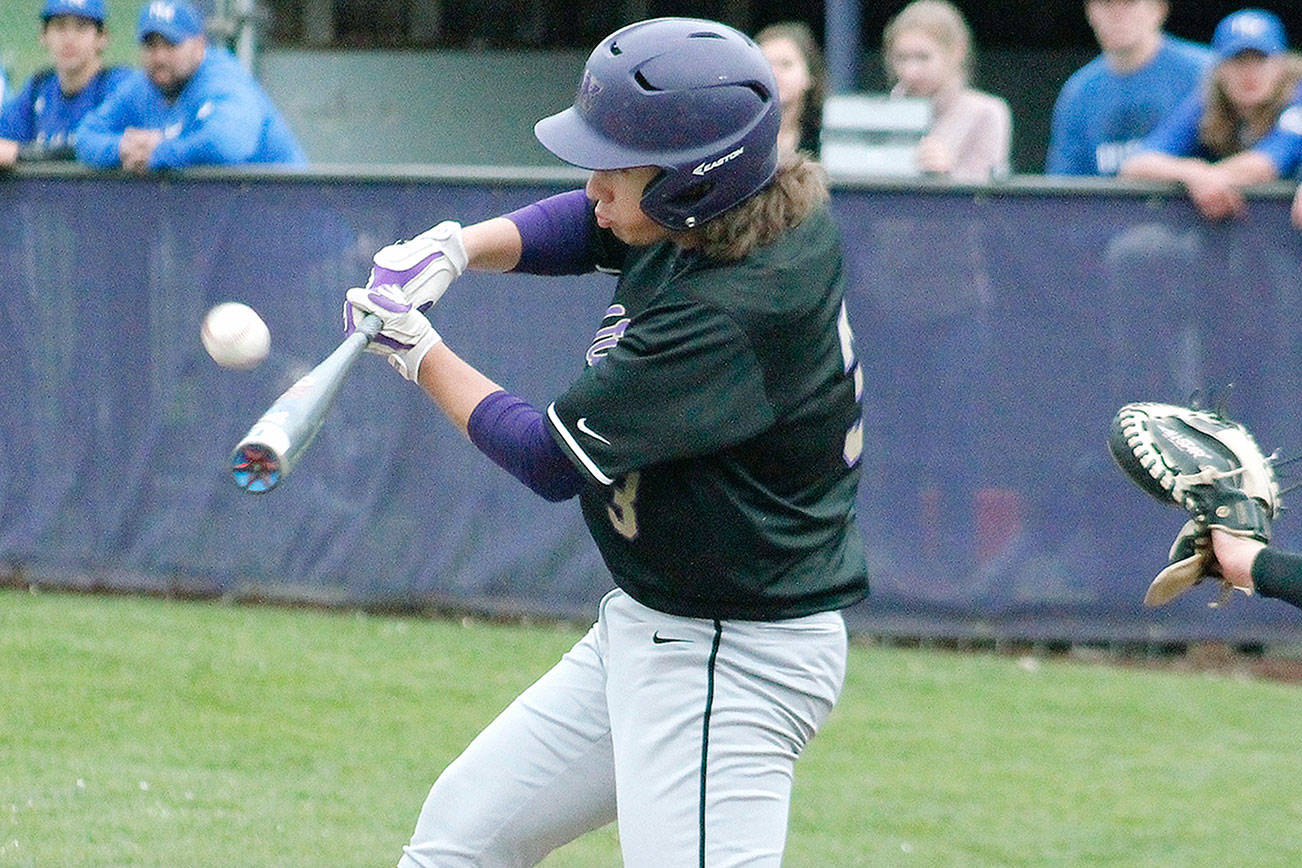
[462,217,524,272]
[413,345,581,500]
[467,391,583,501]
[502,189,600,275]
[448,190,599,275]
[414,341,506,436]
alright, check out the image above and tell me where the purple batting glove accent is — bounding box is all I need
[343,287,418,350]
[364,288,418,350]
[369,251,445,289]
[371,332,413,351]
[366,287,413,313]
[342,299,377,342]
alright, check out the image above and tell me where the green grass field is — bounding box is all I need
[3,587,1301,866]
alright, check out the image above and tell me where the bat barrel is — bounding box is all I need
[231,441,283,493]
[230,313,381,493]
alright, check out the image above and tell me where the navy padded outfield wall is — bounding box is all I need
[3,170,1301,641]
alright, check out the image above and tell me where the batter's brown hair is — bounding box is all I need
[680,151,829,262]
[1200,53,1302,158]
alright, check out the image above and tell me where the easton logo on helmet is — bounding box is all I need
[693,146,744,176]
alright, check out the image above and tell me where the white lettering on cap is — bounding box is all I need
[148,1,176,22]
[1232,15,1269,39]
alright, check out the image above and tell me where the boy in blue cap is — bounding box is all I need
[75,0,305,170]
[1120,8,1302,220]
[0,0,130,166]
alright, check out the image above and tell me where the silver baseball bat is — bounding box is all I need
[230,313,382,493]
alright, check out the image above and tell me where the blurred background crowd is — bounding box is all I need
[5,0,1302,196]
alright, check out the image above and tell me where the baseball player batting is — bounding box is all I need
[343,17,869,866]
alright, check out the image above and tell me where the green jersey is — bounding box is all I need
[546,205,869,620]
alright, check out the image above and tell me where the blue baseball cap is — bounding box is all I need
[41,0,107,22]
[1212,9,1287,60]
[137,0,205,43]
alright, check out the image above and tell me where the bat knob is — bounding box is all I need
[232,442,282,493]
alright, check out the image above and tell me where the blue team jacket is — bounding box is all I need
[75,47,306,168]
[0,66,131,155]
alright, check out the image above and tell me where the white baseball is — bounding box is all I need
[201,302,271,370]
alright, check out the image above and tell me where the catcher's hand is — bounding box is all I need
[1108,402,1281,607]
[1143,520,1253,608]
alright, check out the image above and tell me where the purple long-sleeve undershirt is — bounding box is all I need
[473,191,597,499]
[503,189,597,275]
[467,390,584,502]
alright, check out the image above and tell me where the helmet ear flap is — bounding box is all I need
[639,168,668,213]
[650,179,716,227]
[639,165,720,229]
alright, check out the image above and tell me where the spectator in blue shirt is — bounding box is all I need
[75,0,306,171]
[1047,0,1211,176]
[1121,9,1302,220]
[0,0,130,166]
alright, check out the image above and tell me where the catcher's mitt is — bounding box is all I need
[1108,402,1281,607]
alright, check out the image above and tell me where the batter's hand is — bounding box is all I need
[1291,184,1302,230]
[344,285,443,382]
[368,221,468,311]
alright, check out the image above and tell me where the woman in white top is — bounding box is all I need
[884,0,1013,181]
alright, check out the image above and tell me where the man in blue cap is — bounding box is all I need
[75,0,306,171]
[1120,8,1302,220]
[0,0,130,166]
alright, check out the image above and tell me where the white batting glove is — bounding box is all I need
[368,220,468,310]
[344,285,442,382]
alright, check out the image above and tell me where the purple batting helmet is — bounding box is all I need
[534,17,781,230]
